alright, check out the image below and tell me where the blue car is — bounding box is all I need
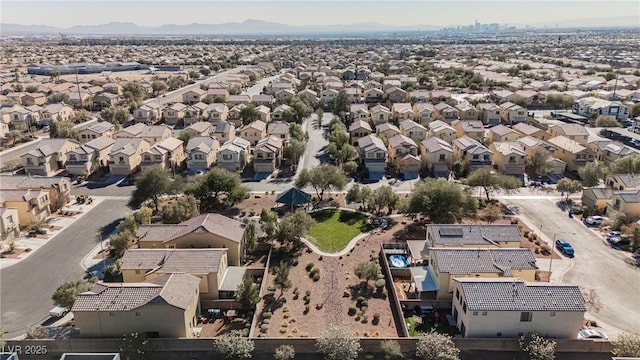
[555,239,575,256]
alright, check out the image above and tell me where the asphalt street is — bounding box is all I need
[500,195,640,336]
[0,198,129,339]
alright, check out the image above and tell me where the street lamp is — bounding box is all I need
[549,231,576,282]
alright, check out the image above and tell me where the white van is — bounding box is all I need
[49,306,68,318]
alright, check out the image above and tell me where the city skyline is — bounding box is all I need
[2,1,639,28]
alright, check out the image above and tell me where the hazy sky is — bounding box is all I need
[2,1,639,27]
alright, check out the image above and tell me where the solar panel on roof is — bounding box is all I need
[439,228,464,236]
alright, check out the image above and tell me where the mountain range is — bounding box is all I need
[1,17,638,36]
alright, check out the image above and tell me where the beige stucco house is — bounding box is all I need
[548,136,596,172]
[140,137,185,172]
[400,119,428,143]
[476,103,503,126]
[428,120,457,143]
[21,139,80,176]
[0,188,50,227]
[185,136,219,171]
[452,120,485,140]
[0,207,20,243]
[370,104,391,125]
[253,135,283,173]
[452,136,493,170]
[490,142,527,176]
[512,123,549,141]
[487,125,520,143]
[78,122,115,144]
[239,120,267,146]
[349,120,373,147]
[183,89,206,105]
[217,137,250,172]
[108,138,151,176]
[162,103,188,125]
[421,137,453,173]
[358,134,388,175]
[66,137,115,176]
[549,124,589,145]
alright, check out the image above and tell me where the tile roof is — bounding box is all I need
[72,273,200,312]
[456,278,586,312]
[548,136,587,153]
[428,224,521,246]
[358,134,387,153]
[429,120,455,132]
[421,137,453,153]
[137,213,245,244]
[86,122,115,134]
[24,139,77,157]
[109,138,148,156]
[121,248,226,274]
[432,248,537,275]
[186,136,218,154]
[348,120,372,133]
[140,125,171,139]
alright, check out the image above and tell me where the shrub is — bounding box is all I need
[311,266,320,275]
[260,324,270,331]
[319,255,323,261]
[360,306,368,313]
[313,272,321,281]
[375,279,386,290]
[262,319,270,324]
[279,327,287,334]
[372,313,380,325]
[291,258,299,266]
[263,312,272,319]
[304,305,310,314]
[306,262,315,271]
[356,296,366,305]
[268,284,276,292]
[348,307,357,316]
[304,295,310,304]
[359,300,368,308]
[305,290,311,296]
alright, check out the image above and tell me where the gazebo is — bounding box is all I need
[275,187,311,210]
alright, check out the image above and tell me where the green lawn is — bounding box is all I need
[307,209,372,253]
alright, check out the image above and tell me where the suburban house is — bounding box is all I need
[217,137,250,172]
[252,94,274,107]
[456,104,479,121]
[605,174,640,191]
[184,102,209,125]
[185,136,219,171]
[206,103,229,123]
[370,104,391,125]
[516,137,567,175]
[451,278,585,338]
[392,103,415,122]
[272,104,293,121]
[350,104,371,121]
[92,92,119,110]
[0,175,71,213]
[41,103,73,123]
[140,137,185,172]
[275,89,296,103]
[21,138,80,176]
[22,92,47,106]
[267,121,290,145]
[0,188,50,227]
[434,102,459,123]
[399,119,428,143]
[133,103,162,124]
[549,124,589,145]
[4,105,40,128]
[421,137,454,174]
[364,88,384,103]
[452,136,493,170]
[0,207,20,243]
[108,138,151,176]
[428,120,457,143]
[426,224,522,248]
[452,120,485,140]
[228,104,246,126]
[66,137,115,176]
[512,123,549,141]
[255,105,272,123]
[253,135,284,173]
[476,103,503,126]
[349,120,373,146]
[72,273,201,338]
[136,213,246,266]
[212,122,235,143]
[78,122,115,143]
[388,134,421,176]
[607,190,640,219]
[414,102,436,126]
[320,89,339,104]
[114,123,145,138]
[581,187,614,213]
[162,103,188,125]
[227,95,251,107]
[548,136,596,172]
[499,102,527,124]
[376,123,401,140]
[424,248,537,300]
[386,87,409,103]
[239,120,267,146]
[358,134,388,176]
[487,125,520,143]
[573,97,628,122]
[431,91,452,103]
[490,142,527,176]
[182,89,206,105]
[186,121,212,136]
[588,140,640,165]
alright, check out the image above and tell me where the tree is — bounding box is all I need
[52,280,93,309]
[286,96,313,123]
[161,195,200,224]
[235,273,260,310]
[274,344,295,360]
[199,68,211,76]
[519,333,556,360]
[578,162,605,187]
[177,129,199,146]
[109,231,134,258]
[151,80,167,95]
[49,70,61,83]
[316,325,361,360]
[612,332,640,357]
[415,331,460,360]
[595,115,622,128]
[380,339,404,359]
[346,184,373,210]
[609,155,640,175]
[371,186,399,214]
[213,330,254,360]
[273,261,292,296]
[631,103,640,118]
[128,165,171,212]
[120,332,155,360]
[239,104,259,125]
[47,92,70,104]
[277,209,315,248]
[289,139,306,163]
[100,106,129,124]
[49,119,77,140]
[331,90,349,116]
[295,164,347,201]
[354,261,380,288]
[260,209,278,239]
[526,148,551,176]
[186,167,249,211]
[407,178,477,223]
[466,167,521,201]
[289,123,307,142]
[244,219,258,255]
[479,203,503,223]
[556,178,583,201]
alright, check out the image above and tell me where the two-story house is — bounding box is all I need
[516,136,566,175]
[434,102,459,124]
[428,120,457,143]
[490,142,527,176]
[548,124,589,145]
[386,87,409,103]
[41,103,73,124]
[573,97,628,122]
[108,138,152,176]
[500,102,527,124]
[182,89,206,105]
[421,137,454,174]
[0,207,19,243]
[133,103,162,124]
[206,103,229,123]
[217,137,251,172]
[456,104,479,121]
[239,120,267,146]
[0,188,50,227]
[452,120,485,140]
[349,120,373,147]
[476,103,502,126]
[512,123,549,141]
[399,119,427,143]
[392,103,415,123]
[140,137,185,172]
[452,136,493,170]
[66,137,115,176]
[376,123,401,140]
[548,136,596,172]
[255,105,271,123]
[588,140,640,165]
[78,122,115,144]
[267,121,290,145]
[21,139,79,176]
[162,103,188,125]
[370,104,391,125]
[388,134,421,176]
[272,104,293,121]
[184,102,209,125]
[212,122,235,143]
[414,102,436,127]
[487,124,520,143]
[253,135,284,173]
[358,134,388,176]
[185,136,219,171]
[350,104,370,122]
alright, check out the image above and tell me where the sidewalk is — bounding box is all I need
[0,197,106,270]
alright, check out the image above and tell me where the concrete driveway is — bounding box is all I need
[501,195,640,336]
[0,199,129,339]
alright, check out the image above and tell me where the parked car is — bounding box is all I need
[606,231,622,240]
[585,216,605,225]
[555,239,575,256]
[578,328,608,340]
[49,306,69,318]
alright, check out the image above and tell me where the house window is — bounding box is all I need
[135,311,141,317]
[135,269,140,274]
[455,288,459,300]
[462,302,467,313]
[26,158,34,165]
[377,153,386,159]
[256,153,264,159]
[119,157,124,162]
[520,312,533,322]
[109,312,115,317]
[472,155,479,160]
[496,332,502,337]
[144,156,151,161]
[549,311,556,317]
[154,155,162,161]
[7,215,14,223]
[472,311,478,316]
[223,154,232,160]
[439,154,446,161]
[482,311,487,316]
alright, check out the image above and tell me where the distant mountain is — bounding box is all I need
[1,16,637,36]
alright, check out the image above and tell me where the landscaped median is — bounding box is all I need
[306,208,374,253]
